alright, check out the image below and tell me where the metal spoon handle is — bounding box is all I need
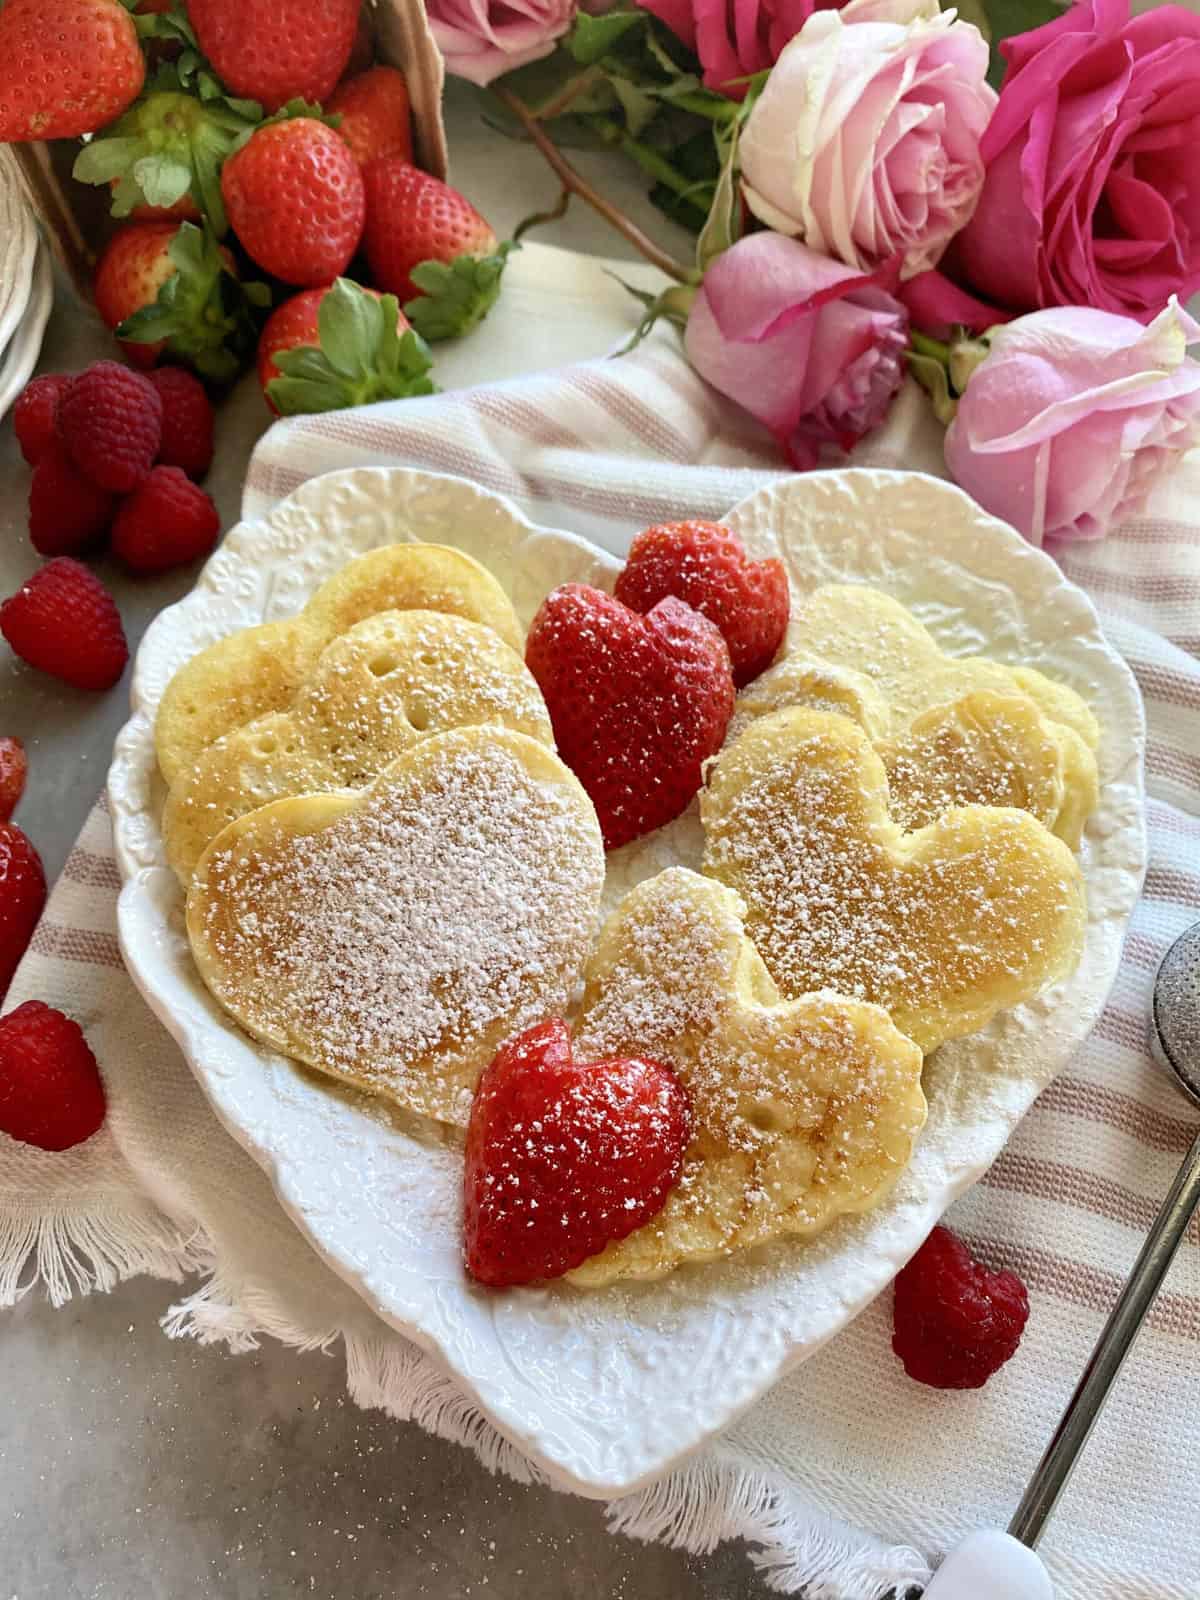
[1008,1127,1200,1548]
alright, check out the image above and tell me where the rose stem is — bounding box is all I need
[536,66,605,122]
[580,114,712,216]
[492,86,694,284]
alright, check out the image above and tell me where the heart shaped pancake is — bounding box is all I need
[771,585,1100,846]
[157,543,524,786]
[163,610,552,883]
[567,868,926,1286]
[701,708,1086,1056]
[187,727,605,1127]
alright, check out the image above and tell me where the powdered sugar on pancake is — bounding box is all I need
[188,729,604,1128]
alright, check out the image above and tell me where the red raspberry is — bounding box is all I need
[892,1225,1030,1389]
[615,520,790,688]
[464,1019,691,1287]
[0,559,129,692]
[0,825,45,999]
[56,360,163,494]
[0,738,28,822]
[0,1001,106,1151]
[28,440,117,557]
[12,374,71,466]
[525,584,735,851]
[112,466,221,576]
[148,367,215,480]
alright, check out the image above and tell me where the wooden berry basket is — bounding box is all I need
[5,0,448,301]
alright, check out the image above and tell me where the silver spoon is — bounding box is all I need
[1007,919,1200,1546]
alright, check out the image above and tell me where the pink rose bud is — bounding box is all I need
[427,0,576,86]
[945,300,1200,547]
[955,0,1200,321]
[739,0,995,280]
[685,232,909,469]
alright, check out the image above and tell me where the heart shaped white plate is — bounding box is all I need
[109,466,1146,1497]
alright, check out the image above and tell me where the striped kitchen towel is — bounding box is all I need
[1,259,1198,1599]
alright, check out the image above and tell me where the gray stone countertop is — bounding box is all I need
[0,81,774,1600]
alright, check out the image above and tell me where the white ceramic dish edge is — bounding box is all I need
[109,465,1147,1497]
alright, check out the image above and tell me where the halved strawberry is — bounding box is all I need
[463,1019,690,1287]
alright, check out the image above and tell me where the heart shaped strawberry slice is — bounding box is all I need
[615,520,790,688]
[525,583,735,850]
[463,1019,691,1287]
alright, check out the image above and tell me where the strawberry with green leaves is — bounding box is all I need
[363,159,513,343]
[73,86,263,236]
[0,0,144,142]
[94,221,269,383]
[257,278,436,417]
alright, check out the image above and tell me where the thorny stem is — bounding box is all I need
[581,114,710,215]
[492,85,693,284]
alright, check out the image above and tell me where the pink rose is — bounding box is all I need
[426,0,576,86]
[637,0,839,99]
[954,0,1200,320]
[945,300,1200,546]
[685,231,909,469]
[739,0,995,280]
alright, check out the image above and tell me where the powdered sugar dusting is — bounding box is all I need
[191,731,604,1128]
[701,712,1086,1055]
[569,869,926,1286]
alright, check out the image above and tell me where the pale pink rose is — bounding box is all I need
[427,0,576,86]
[636,0,841,100]
[739,0,995,280]
[955,0,1200,321]
[945,300,1200,547]
[685,231,908,469]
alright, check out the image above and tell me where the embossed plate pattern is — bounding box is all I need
[110,467,1146,1496]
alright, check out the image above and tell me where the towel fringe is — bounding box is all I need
[0,1196,207,1308]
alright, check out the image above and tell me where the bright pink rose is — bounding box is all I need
[955,0,1200,320]
[427,0,576,86]
[685,232,909,468]
[739,0,996,280]
[637,0,838,98]
[945,301,1200,546]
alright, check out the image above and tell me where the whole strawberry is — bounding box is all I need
[0,0,143,142]
[0,560,128,693]
[94,222,268,383]
[525,584,736,850]
[73,89,262,236]
[0,740,27,824]
[363,159,511,342]
[189,0,360,113]
[464,1019,690,1287]
[0,827,46,1000]
[257,279,434,417]
[147,368,215,480]
[56,362,162,495]
[12,376,72,467]
[112,467,221,575]
[222,119,366,288]
[892,1225,1030,1389]
[616,521,790,688]
[327,66,412,168]
[28,442,117,558]
[0,1002,106,1151]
